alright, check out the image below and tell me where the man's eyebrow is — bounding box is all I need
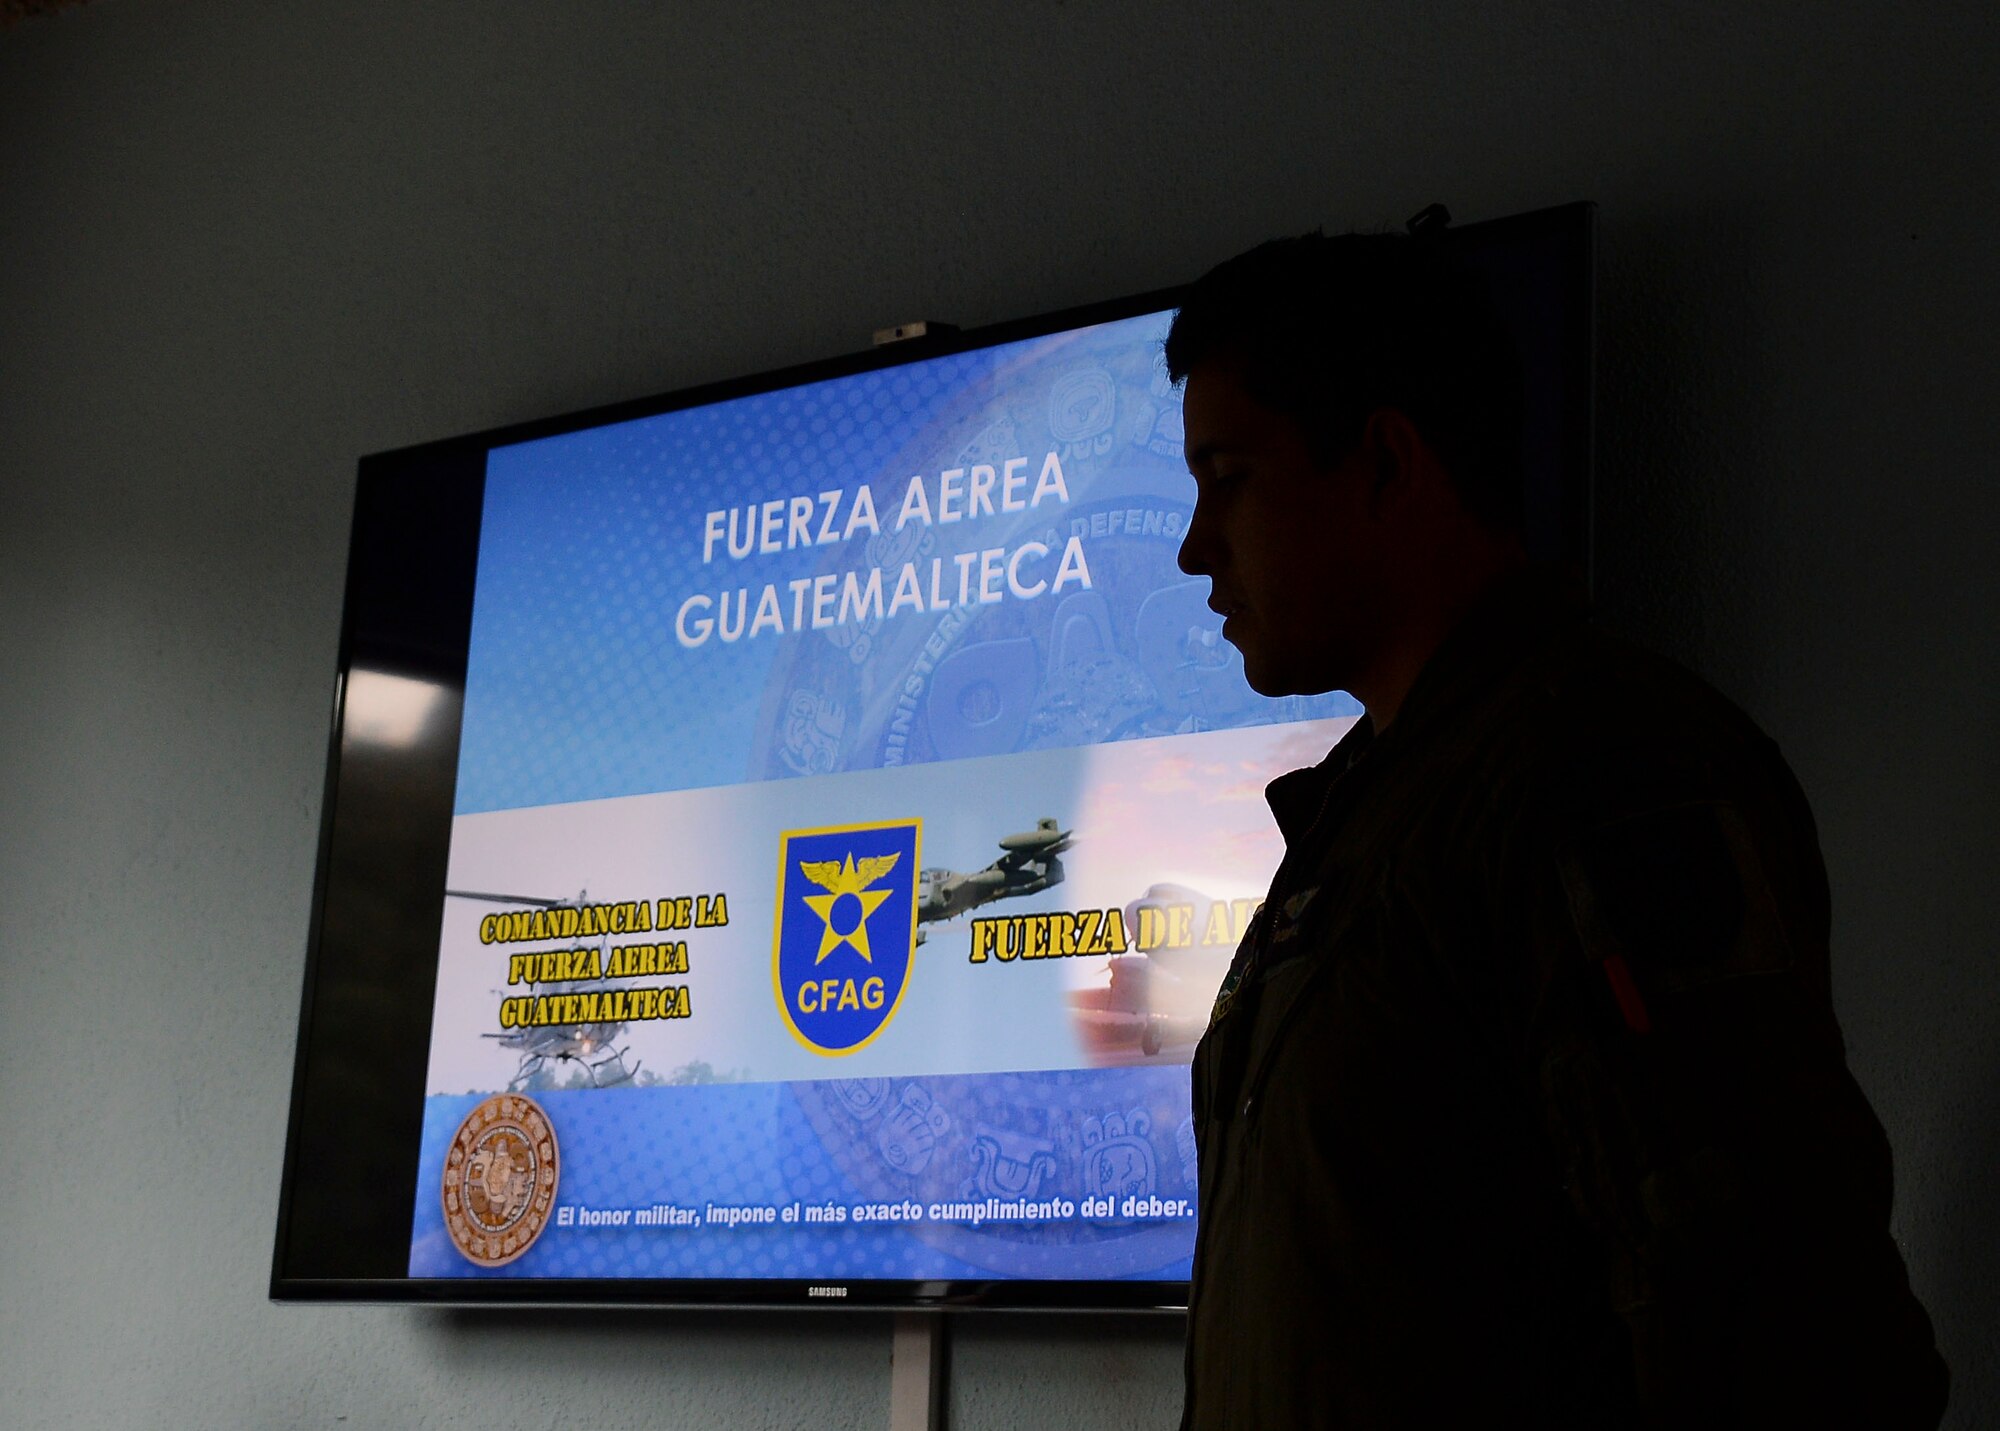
[1184,439,1241,470]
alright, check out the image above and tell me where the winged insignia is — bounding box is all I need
[800,854,901,892]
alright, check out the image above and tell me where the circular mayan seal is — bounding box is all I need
[441,1094,560,1268]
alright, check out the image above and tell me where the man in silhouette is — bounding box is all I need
[1169,230,1946,1429]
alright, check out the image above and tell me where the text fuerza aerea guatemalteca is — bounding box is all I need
[674,452,1090,648]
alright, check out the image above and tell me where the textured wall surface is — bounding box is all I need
[1,2,1993,1427]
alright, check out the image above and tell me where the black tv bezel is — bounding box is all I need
[271,201,1594,1310]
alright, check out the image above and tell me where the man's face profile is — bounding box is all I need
[1177,358,1383,699]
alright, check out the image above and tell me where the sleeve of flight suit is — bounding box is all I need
[1532,770,1948,1429]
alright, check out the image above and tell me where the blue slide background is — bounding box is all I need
[421,310,1361,1281]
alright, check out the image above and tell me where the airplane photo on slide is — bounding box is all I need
[914,816,1074,941]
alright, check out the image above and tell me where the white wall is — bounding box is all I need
[1,2,1991,1426]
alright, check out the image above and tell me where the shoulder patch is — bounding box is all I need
[1559,801,1793,995]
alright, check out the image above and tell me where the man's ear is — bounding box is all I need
[1358,407,1430,517]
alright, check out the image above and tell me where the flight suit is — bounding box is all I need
[1180,576,1947,1429]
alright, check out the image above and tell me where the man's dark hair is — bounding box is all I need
[1164,231,1527,530]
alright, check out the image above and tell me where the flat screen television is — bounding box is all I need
[272,201,1593,1308]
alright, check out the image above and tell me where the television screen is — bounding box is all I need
[273,202,1593,1307]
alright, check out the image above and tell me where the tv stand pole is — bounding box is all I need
[889,1312,948,1431]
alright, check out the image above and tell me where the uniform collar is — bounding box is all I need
[1266,721,1374,846]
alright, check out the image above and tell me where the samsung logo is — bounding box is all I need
[807,1285,848,1298]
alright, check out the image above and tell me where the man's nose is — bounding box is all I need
[1177,504,1212,576]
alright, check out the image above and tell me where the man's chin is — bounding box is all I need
[1237,655,1291,698]
[1237,648,1343,700]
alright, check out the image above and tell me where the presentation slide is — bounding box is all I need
[409,310,1359,1281]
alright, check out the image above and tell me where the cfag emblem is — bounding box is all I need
[774,820,921,1055]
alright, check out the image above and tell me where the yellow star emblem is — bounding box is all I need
[798,852,902,964]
